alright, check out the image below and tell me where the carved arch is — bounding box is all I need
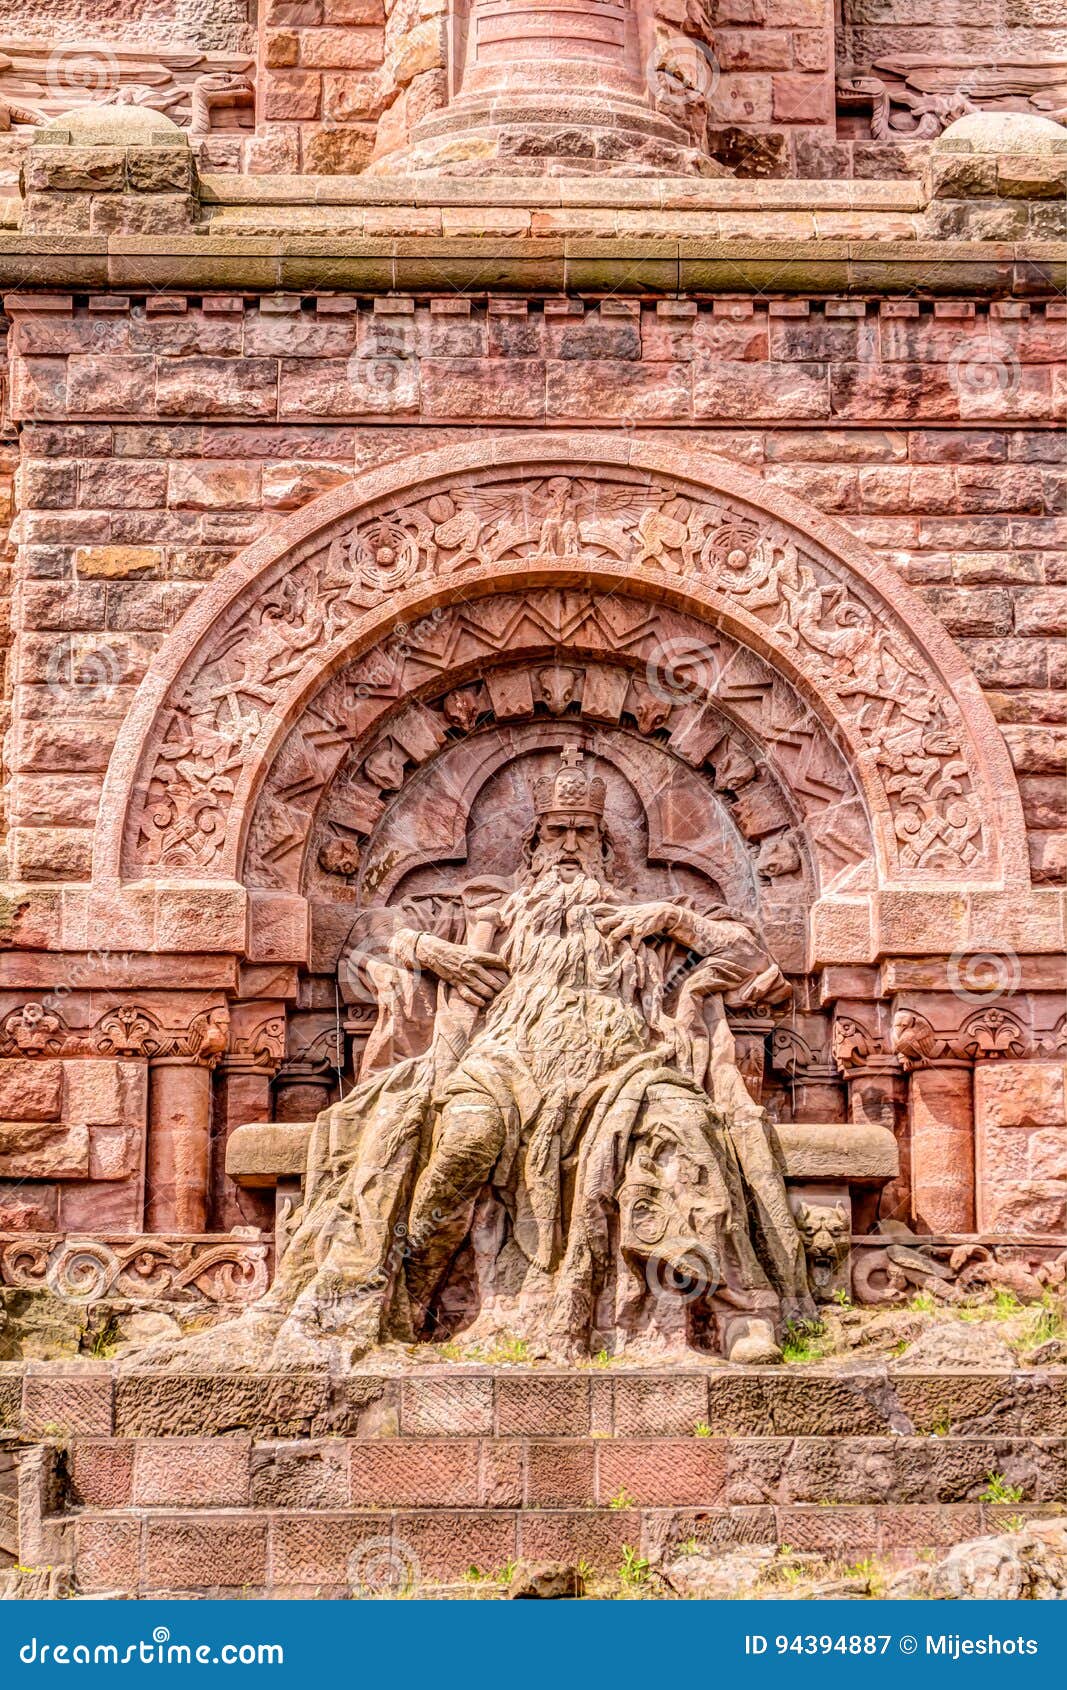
[93,436,1031,925]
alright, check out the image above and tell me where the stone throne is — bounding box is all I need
[229,733,899,1325]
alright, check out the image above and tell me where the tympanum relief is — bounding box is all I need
[129,468,986,889]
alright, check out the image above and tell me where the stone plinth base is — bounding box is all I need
[2,1365,1064,1596]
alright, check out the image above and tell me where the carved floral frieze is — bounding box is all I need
[0,1002,230,1063]
[0,1234,268,1304]
[889,1004,1065,1068]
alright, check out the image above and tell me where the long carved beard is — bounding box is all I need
[507,863,608,934]
[495,866,617,984]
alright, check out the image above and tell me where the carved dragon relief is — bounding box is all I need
[0,39,254,133]
[839,54,1067,142]
[128,472,984,885]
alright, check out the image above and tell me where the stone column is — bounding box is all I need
[890,1004,977,1235]
[209,1009,286,1231]
[273,1059,335,1122]
[212,1055,277,1232]
[790,1061,847,1123]
[145,1056,215,1234]
[772,1025,846,1122]
[845,1058,910,1225]
[908,1062,976,1234]
[144,1007,228,1234]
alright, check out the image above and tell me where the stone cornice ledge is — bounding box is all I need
[197,174,927,211]
[0,231,1061,297]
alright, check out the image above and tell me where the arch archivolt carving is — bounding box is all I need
[95,436,1030,901]
[242,594,872,976]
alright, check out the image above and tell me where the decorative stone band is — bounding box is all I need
[836,1005,1067,1070]
[0,1001,231,1064]
[0,1233,269,1305]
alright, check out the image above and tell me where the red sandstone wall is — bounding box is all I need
[0,1,254,53]
[1,2,1064,177]
[838,0,1067,79]
[4,291,1063,882]
[706,0,837,177]
[0,288,1063,1238]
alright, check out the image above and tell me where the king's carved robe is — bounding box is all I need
[266,866,810,1359]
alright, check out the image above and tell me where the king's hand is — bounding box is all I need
[600,902,680,944]
[414,934,509,1007]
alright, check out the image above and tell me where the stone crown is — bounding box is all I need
[533,747,606,817]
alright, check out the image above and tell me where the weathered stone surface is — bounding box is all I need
[508,1559,584,1598]
[113,1374,333,1438]
[889,1516,1067,1599]
[893,1324,1017,1373]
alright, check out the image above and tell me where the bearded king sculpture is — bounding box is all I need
[146,747,813,1369]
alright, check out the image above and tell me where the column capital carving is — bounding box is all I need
[0,1001,68,1056]
[831,1011,903,1077]
[890,1001,1035,1070]
[147,1007,230,1069]
[770,1024,837,1082]
[224,1013,286,1076]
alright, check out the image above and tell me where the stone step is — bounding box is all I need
[67,1501,1063,1597]
[63,1431,1067,1513]
[9,1365,1065,1596]
[6,1365,1066,1441]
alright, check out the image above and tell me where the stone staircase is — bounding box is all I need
[1,1364,1064,1597]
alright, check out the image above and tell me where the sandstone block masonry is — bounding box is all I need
[3,1366,1066,1594]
